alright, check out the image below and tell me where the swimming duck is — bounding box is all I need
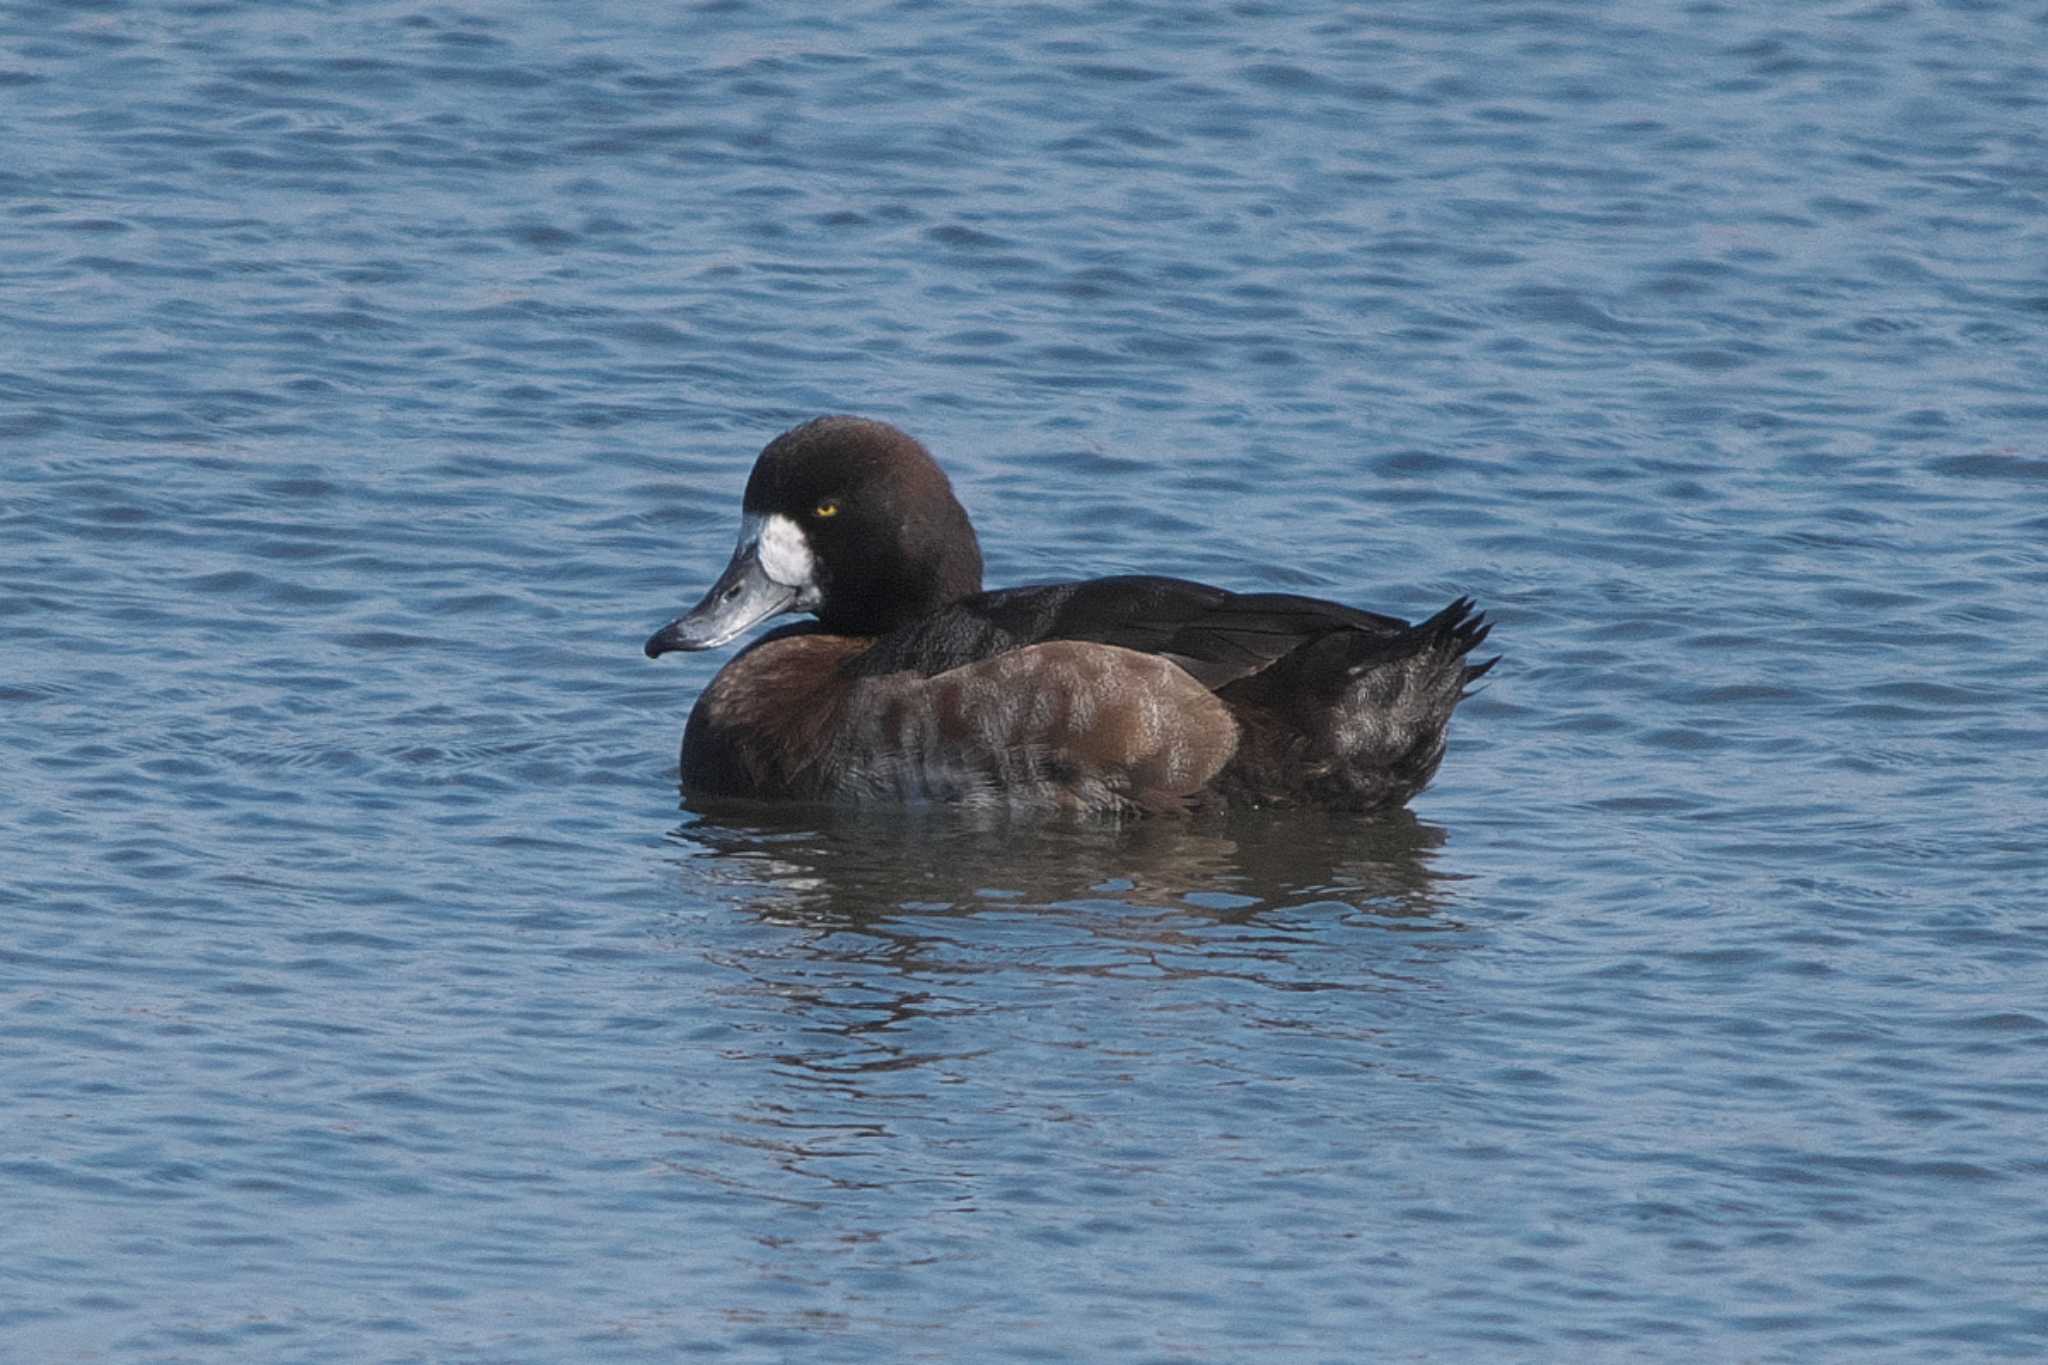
[645,417,1495,814]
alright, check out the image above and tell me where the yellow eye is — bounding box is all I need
[813,499,840,519]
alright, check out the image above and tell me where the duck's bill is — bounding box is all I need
[644,540,799,657]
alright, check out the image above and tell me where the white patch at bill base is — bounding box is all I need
[752,512,818,593]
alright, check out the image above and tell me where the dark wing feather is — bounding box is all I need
[844,575,1413,688]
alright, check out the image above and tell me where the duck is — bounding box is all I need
[644,416,1495,814]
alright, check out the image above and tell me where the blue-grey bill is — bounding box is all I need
[644,542,799,657]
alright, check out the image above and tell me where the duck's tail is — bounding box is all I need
[1211,595,1498,812]
[1428,596,1499,697]
[1309,596,1496,809]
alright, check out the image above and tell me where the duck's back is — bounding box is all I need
[848,575,1489,810]
[845,575,1410,686]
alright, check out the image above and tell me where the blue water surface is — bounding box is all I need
[5,1,2046,1360]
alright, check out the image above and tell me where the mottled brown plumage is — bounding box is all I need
[683,632,1239,813]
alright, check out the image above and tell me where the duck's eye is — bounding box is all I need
[813,499,840,519]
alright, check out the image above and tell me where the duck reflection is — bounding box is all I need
[657,808,1480,1193]
[666,800,1464,930]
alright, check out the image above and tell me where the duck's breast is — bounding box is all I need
[681,631,868,800]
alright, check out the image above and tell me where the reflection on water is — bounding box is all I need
[652,806,1484,1241]
[669,803,1465,928]
[658,805,1476,1129]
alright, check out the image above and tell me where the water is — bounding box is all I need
[5,0,2046,1358]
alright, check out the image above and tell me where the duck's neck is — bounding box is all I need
[821,527,983,636]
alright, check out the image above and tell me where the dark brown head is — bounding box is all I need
[645,417,985,656]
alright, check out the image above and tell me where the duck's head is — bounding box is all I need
[645,416,985,657]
